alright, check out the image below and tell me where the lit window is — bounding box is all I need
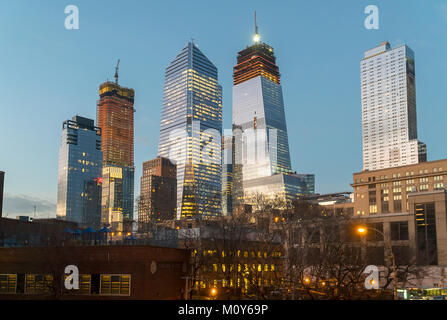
[63,274,91,294]
[100,274,130,296]
[25,274,53,294]
[0,274,17,293]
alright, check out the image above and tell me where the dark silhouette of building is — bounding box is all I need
[83,178,102,229]
[0,217,78,247]
[0,171,4,218]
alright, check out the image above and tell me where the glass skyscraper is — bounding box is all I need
[158,41,222,219]
[232,23,314,205]
[57,116,103,225]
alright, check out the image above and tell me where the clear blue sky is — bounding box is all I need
[1,0,446,217]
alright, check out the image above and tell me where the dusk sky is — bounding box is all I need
[1,0,446,217]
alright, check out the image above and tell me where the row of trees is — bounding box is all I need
[179,194,425,300]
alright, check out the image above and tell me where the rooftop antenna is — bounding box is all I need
[253,11,260,43]
[255,11,258,35]
[114,59,120,84]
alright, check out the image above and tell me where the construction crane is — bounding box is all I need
[114,59,120,84]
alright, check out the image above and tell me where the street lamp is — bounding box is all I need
[357,226,398,300]
[210,287,218,299]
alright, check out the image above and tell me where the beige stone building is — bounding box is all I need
[352,159,447,216]
[350,159,447,266]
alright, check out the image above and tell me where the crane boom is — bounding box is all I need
[114,59,120,84]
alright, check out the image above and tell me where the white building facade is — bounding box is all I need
[361,41,426,171]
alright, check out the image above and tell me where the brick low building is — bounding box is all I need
[0,245,189,299]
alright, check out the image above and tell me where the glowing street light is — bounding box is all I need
[210,287,218,298]
[357,227,367,234]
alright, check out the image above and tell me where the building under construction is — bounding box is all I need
[97,61,135,231]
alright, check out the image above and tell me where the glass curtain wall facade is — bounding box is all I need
[57,116,103,225]
[158,42,222,219]
[233,75,292,179]
[415,202,438,265]
[232,38,314,205]
[243,173,315,206]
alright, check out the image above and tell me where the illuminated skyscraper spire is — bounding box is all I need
[253,11,260,43]
[232,17,315,207]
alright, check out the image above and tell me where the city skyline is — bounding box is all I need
[1,0,447,217]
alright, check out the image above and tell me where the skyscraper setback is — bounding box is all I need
[361,41,427,171]
[97,66,135,231]
[158,42,222,219]
[232,18,314,205]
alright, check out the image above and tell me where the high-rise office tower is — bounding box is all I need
[138,156,177,230]
[56,116,103,225]
[361,41,427,171]
[158,41,222,219]
[0,171,4,218]
[232,16,314,205]
[97,64,135,231]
